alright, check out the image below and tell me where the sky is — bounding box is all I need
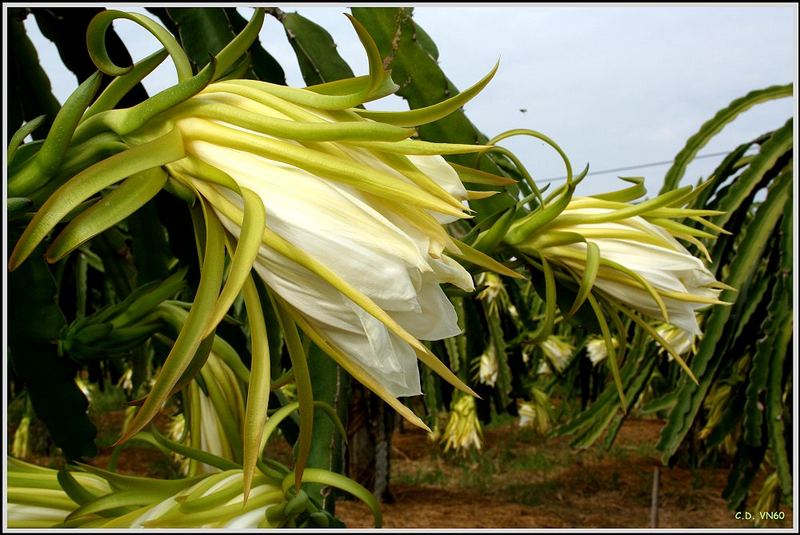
[22,4,797,197]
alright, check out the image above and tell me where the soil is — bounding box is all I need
[334,418,794,529]
[9,409,793,530]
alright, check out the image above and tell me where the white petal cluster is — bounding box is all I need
[585,336,618,366]
[517,388,552,435]
[476,348,499,386]
[180,91,474,398]
[440,394,483,454]
[539,335,575,373]
[517,401,537,427]
[525,202,722,336]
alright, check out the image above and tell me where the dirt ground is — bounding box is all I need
[334,419,794,529]
[10,409,793,530]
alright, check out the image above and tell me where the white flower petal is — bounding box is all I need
[540,336,575,372]
[407,154,469,224]
[591,277,704,334]
[586,337,609,366]
[252,256,422,397]
[657,323,697,357]
[194,141,429,309]
[390,278,462,341]
[430,255,475,292]
[536,200,722,335]
[407,155,468,201]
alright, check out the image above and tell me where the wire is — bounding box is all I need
[540,150,734,183]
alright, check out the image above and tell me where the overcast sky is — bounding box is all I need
[24,4,797,197]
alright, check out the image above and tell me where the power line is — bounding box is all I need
[540,150,734,183]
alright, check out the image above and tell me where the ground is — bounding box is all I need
[9,407,793,529]
[333,418,793,529]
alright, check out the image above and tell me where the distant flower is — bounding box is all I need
[539,335,575,373]
[477,272,520,320]
[11,414,32,459]
[585,336,618,366]
[517,401,537,427]
[517,388,553,435]
[474,348,499,387]
[441,394,483,454]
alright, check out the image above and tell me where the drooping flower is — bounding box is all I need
[511,197,725,337]
[538,335,575,373]
[474,347,499,386]
[517,388,553,435]
[7,10,515,464]
[585,335,618,366]
[536,360,551,376]
[11,395,35,460]
[440,394,483,454]
[192,122,476,398]
[11,413,32,460]
[517,401,537,427]
[476,271,520,321]
[117,368,134,394]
